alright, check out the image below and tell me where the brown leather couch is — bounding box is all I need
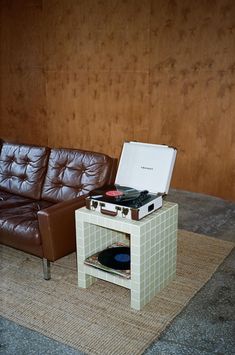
[0,140,117,279]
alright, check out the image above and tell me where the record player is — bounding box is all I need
[86,141,177,220]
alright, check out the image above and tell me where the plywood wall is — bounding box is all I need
[0,0,48,145]
[0,0,234,200]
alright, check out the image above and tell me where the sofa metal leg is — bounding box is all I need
[42,258,51,280]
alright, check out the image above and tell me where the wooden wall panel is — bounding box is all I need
[0,4,2,121]
[1,0,43,69]
[45,70,89,149]
[44,0,150,72]
[0,0,234,200]
[1,69,47,144]
[149,0,235,200]
[45,69,149,156]
[44,0,150,156]
[0,0,47,145]
[149,71,235,197]
[85,71,149,156]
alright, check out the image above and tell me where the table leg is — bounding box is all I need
[78,269,96,288]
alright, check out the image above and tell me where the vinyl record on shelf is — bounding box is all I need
[98,246,130,270]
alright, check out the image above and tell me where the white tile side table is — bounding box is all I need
[75,202,178,310]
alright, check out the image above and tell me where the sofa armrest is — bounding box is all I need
[38,195,88,261]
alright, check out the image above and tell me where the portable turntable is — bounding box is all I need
[86,141,177,220]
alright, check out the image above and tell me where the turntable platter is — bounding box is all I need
[90,185,149,203]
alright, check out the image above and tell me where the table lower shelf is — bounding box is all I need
[84,264,131,289]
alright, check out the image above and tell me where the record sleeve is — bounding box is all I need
[84,241,131,279]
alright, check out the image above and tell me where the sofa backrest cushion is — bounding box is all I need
[41,148,115,203]
[0,142,50,200]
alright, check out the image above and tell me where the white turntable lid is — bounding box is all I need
[115,142,177,194]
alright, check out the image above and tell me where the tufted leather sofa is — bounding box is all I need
[0,140,117,279]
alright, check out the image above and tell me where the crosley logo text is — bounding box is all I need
[141,166,154,170]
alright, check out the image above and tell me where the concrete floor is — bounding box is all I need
[0,189,234,355]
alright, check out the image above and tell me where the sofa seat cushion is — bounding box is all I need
[41,148,115,203]
[0,190,34,209]
[0,201,53,255]
[0,142,50,200]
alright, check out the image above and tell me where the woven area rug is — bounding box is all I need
[0,230,234,355]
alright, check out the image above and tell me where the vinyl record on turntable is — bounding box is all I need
[105,185,138,196]
[89,185,114,196]
[98,246,130,270]
[90,185,142,202]
[105,185,140,201]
